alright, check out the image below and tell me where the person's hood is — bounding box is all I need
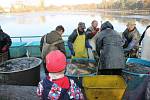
[101,21,114,31]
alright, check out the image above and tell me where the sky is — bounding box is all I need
[0,0,101,7]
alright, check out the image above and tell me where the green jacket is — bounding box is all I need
[40,31,66,57]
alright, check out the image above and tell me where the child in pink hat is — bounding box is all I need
[37,50,84,100]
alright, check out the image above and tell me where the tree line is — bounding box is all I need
[98,0,150,10]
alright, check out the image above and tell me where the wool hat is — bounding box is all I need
[127,20,136,26]
[78,22,86,29]
[46,50,66,73]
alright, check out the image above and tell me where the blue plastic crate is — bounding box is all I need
[25,41,41,57]
[9,42,27,58]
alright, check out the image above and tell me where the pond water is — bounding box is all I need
[0,11,150,42]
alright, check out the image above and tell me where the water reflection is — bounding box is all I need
[0,12,149,42]
[16,15,46,24]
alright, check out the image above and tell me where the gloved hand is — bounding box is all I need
[70,49,75,56]
[2,45,8,52]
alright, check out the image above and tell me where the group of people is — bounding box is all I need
[39,19,149,99]
[0,19,149,99]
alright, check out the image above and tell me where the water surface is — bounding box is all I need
[0,11,149,42]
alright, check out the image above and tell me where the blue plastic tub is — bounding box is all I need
[126,58,150,67]
[123,58,150,99]
[65,58,97,88]
[123,58,150,90]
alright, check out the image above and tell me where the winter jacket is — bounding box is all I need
[40,31,66,56]
[122,27,140,51]
[0,30,12,53]
[96,21,125,69]
[37,76,84,100]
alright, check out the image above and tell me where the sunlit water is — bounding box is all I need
[0,11,150,42]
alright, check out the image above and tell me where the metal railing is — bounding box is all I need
[11,35,69,42]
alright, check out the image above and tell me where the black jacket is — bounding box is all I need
[68,29,90,52]
[0,30,12,53]
[96,21,125,69]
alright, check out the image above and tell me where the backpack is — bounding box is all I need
[41,34,63,60]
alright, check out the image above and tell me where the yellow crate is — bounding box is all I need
[82,75,127,100]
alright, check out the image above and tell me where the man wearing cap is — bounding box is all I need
[68,22,92,58]
[0,26,12,63]
[122,20,140,58]
[37,50,84,100]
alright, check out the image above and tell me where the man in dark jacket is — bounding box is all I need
[0,26,12,63]
[68,22,92,58]
[96,21,125,75]
[86,20,99,59]
[122,20,140,58]
[40,25,66,74]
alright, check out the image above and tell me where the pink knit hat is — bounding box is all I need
[46,50,66,73]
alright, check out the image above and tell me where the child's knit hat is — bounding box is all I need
[46,50,66,73]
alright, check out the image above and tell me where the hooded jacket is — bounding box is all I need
[96,21,125,69]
